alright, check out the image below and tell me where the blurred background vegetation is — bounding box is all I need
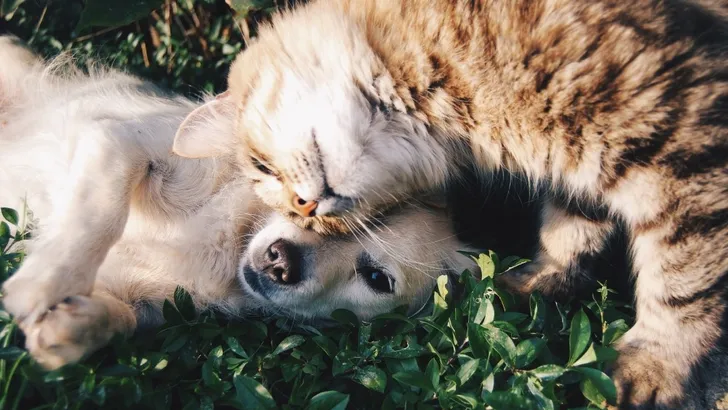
[1,0,295,96]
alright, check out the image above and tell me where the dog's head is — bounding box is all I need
[238,203,478,322]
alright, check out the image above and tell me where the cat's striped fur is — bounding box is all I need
[173,0,728,407]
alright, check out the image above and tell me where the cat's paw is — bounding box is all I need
[1,258,95,326]
[496,255,592,300]
[609,345,687,410]
[20,295,116,370]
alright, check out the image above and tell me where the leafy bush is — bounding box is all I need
[0,2,635,409]
[0,205,634,409]
[2,0,279,96]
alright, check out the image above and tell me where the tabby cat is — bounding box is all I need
[173,0,728,407]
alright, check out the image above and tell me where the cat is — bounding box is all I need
[172,0,728,408]
[0,34,476,369]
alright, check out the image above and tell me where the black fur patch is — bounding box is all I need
[660,143,728,179]
[668,208,728,245]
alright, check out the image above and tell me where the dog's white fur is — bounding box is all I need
[0,36,476,370]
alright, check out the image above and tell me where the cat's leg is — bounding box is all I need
[601,168,728,409]
[497,196,616,298]
[20,289,137,370]
[1,126,148,325]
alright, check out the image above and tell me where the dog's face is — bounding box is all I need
[238,205,477,322]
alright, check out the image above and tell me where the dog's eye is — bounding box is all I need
[250,156,276,176]
[359,267,394,294]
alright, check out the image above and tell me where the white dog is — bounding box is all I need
[0,36,476,370]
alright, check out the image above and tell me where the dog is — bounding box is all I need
[0,35,477,370]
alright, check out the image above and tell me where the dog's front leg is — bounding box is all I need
[1,124,148,326]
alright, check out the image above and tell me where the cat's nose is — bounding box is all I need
[291,195,318,217]
[261,239,302,285]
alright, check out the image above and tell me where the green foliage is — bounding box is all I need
[77,0,164,31]
[0,205,635,409]
[1,0,283,97]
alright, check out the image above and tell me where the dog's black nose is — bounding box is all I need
[262,239,302,285]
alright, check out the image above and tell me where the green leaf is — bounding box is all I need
[572,343,602,367]
[330,309,359,326]
[272,335,306,356]
[568,309,591,366]
[393,371,436,392]
[571,367,617,405]
[603,319,630,345]
[97,364,138,377]
[514,338,546,368]
[425,358,440,390]
[500,256,530,272]
[1,0,25,16]
[234,375,277,410]
[200,396,214,410]
[227,0,275,15]
[530,364,566,382]
[467,322,491,359]
[0,221,9,245]
[482,391,536,410]
[332,351,356,376]
[481,324,517,368]
[226,336,249,359]
[0,346,25,360]
[312,335,338,358]
[380,339,428,359]
[451,393,479,409]
[77,0,164,31]
[305,391,350,410]
[173,286,196,321]
[1,208,18,225]
[161,299,185,324]
[525,293,546,332]
[580,378,607,408]
[477,254,496,279]
[435,275,449,311]
[161,332,188,352]
[201,358,222,388]
[436,274,449,299]
[455,357,479,386]
[594,345,619,364]
[474,297,495,325]
[526,378,555,410]
[352,366,387,393]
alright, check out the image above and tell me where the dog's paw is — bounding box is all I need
[21,295,116,370]
[1,258,95,325]
[609,345,687,410]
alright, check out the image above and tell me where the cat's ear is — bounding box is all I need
[173,91,237,158]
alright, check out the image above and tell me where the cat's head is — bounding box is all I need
[172,6,452,234]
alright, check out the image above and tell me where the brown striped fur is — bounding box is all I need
[172,0,728,407]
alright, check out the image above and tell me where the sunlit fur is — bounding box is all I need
[0,36,476,370]
[176,1,728,407]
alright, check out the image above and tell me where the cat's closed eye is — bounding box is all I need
[250,156,277,177]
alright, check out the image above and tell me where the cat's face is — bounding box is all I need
[173,27,451,234]
[238,204,476,322]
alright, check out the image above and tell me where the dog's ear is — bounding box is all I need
[173,91,237,158]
